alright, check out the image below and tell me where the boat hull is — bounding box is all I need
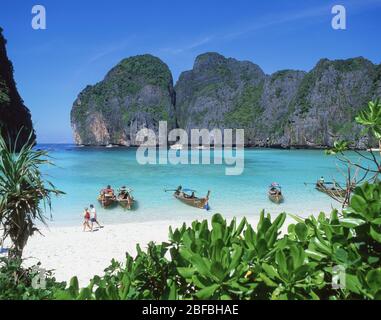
[98,195,116,208]
[268,193,284,204]
[173,191,210,209]
[316,182,347,199]
[117,195,135,210]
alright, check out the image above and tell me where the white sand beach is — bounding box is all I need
[8,215,295,287]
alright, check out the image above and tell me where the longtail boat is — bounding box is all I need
[268,183,284,204]
[315,181,347,199]
[117,187,135,210]
[98,193,116,208]
[173,188,211,209]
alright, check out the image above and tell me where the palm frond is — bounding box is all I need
[0,130,64,259]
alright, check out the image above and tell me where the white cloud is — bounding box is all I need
[160,36,214,55]
[159,0,381,55]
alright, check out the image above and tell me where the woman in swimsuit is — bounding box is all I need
[83,208,91,232]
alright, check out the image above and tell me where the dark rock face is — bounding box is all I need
[0,28,35,149]
[71,54,176,146]
[175,53,380,148]
[257,70,306,147]
[284,58,377,148]
[71,51,380,148]
[175,52,266,137]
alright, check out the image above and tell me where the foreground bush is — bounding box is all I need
[0,257,65,300]
[54,181,381,300]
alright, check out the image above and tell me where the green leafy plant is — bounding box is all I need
[356,99,381,141]
[52,181,381,300]
[325,99,381,207]
[0,131,64,259]
[0,257,65,300]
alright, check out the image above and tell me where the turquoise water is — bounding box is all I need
[39,145,356,226]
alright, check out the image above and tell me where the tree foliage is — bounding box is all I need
[0,257,65,300]
[325,99,381,207]
[0,132,64,259]
[52,181,381,300]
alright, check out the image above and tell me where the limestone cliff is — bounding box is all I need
[175,53,380,148]
[71,52,380,148]
[71,54,176,146]
[0,27,35,149]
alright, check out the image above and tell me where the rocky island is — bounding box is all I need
[71,52,381,148]
[71,54,176,146]
[0,28,35,149]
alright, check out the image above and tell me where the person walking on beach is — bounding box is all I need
[83,208,91,232]
[89,204,103,231]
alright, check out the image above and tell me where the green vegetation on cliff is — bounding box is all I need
[224,82,264,127]
[331,57,372,73]
[109,54,172,89]
[0,79,10,103]
[71,52,380,148]
[270,69,295,84]
[71,54,175,145]
[290,71,316,115]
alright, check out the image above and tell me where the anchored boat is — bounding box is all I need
[315,181,347,199]
[117,186,135,209]
[98,193,116,207]
[268,183,284,204]
[172,186,211,209]
[98,185,116,208]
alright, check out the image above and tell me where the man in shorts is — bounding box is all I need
[89,204,103,231]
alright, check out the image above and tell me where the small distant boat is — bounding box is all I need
[106,144,119,148]
[367,148,380,152]
[193,145,209,150]
[268,183,284,204]
[173,187,211,209]
[170,143,183,150]
[117,186,135,210]
[98,193,116,207]
[315,181,347,199]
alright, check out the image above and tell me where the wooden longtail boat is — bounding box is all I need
[315,181,347,198]
[117,195,134,209]
[117,187,135,210]
[268,183,284,204]
[174,190,211,209]
[98,193,116,208]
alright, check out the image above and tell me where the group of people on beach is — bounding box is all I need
[83,204,103,232]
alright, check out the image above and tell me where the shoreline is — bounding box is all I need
[15,214,296,287]
[43,143,371,151]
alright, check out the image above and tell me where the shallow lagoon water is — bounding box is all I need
[39,144,356,226]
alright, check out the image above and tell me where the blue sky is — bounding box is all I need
[1,0,381,143]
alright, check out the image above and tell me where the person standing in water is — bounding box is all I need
[89,204,103,231]
[103,185,114,195]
